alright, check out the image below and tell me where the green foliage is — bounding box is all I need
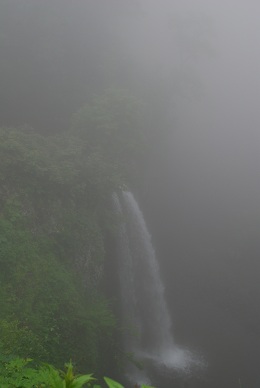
[0,358,95,388]
[0,126,120,373]
[59,361,95,388]
[0,358,156,388]
[0,320,46,360]
[103,377,124,388]
[0,88,149,375]
[140,386,156,388]
[0,357,43,388]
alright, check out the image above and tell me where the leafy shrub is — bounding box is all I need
[0,358,156,388]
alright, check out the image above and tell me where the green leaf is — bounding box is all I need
[41,364,64,388]
[103,376,124,388]
[141,385,157,388]
[71,374,95,388]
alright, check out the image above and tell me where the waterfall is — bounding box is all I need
[113,191,202,385]
[118,191,174,355]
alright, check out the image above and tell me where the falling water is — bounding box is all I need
[120,191,174,355]
[113,191,203,385]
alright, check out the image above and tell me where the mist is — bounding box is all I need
[138,1,260,387]
[0,1,260,387]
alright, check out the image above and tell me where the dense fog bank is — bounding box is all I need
[1,1,260,386]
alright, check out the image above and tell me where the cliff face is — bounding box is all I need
[0,126,120,373]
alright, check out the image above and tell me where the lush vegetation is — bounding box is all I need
[0,2,159,384]
[0,358,155,388]
[0,88,148,382]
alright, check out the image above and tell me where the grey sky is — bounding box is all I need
[136,0,260,208]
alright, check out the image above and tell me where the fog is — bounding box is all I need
[1,0,260,386]
[138,1,260,387]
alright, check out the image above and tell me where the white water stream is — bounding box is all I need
[113,191,203,385]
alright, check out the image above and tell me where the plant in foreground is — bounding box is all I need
[0,357,156,388]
